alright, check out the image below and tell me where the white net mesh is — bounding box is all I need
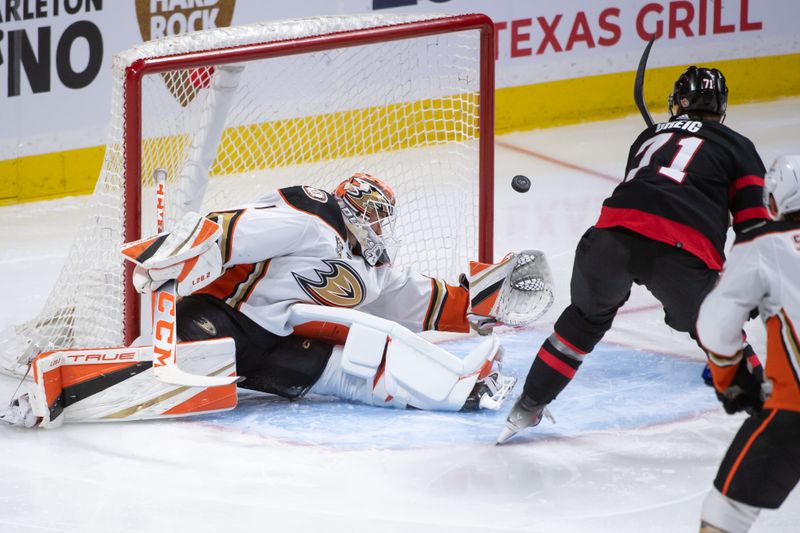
[0,14,488,375]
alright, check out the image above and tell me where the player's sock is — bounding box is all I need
[523,332,587,404]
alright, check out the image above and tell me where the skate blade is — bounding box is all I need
[496,425,518,445]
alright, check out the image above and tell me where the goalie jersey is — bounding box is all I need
[596,117,768,270]
[196,186,470,336]
[697,220,800,411]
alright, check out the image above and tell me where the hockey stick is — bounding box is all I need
[149,169,240,388]
[152,281,241,387]
[634,37,656,127]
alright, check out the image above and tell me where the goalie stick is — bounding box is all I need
[148,169,240,388]
[634,37,656,128]
[151,280,242,388]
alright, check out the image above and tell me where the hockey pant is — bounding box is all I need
[177,294,332,400]
[523,226,720,404]
[712,408,800,509]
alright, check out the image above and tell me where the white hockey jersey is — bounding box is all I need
[196,186,470,337]
[697,220,800,411]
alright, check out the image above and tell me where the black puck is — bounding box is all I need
[511,175,531,193]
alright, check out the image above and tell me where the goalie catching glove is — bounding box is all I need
[121,212,223,297]
[464,250,554,334]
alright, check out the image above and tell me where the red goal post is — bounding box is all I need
[0,13,495,371]
[123,14,495,344]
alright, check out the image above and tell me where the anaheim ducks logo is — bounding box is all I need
[341,180,391,215]
[293,260,366,307]
[302,186,329,203]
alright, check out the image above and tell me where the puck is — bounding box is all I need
[511,175,531,193]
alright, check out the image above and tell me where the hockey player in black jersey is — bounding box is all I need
[498,66,770,444]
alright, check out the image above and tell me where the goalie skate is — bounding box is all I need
[463,372,517,411]
[0,393,39,428]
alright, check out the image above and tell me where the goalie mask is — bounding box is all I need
[764,154,800,219]
[334,173,399,266]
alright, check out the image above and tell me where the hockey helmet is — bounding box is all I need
[764,155,800,219]
[334,173,399,266]
[668,66,728,118]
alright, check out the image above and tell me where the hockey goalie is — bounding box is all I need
[2,173,553,428]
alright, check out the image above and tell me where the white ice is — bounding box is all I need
[1,99,799,533]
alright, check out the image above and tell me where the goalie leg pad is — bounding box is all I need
[19,339,238,426]
[307,316,508,411]
[178,295,333,399]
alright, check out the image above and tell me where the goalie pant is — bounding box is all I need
[695,220,800,532]
[177,294,490,411]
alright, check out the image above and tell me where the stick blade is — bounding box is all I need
[154,365,244,388]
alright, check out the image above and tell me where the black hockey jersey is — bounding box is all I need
[595,117,768,270]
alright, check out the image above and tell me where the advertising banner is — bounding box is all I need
[0,1,797,201]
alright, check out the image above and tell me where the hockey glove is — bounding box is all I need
[465,250,554,334]
[121,212,223,297]
[711,354,768,415]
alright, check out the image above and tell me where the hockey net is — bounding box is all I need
[0,13,494,376]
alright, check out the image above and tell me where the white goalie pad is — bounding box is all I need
[289,304,503,411]
[22,338,238,427]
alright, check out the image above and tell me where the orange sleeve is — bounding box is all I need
[423,280,470,333]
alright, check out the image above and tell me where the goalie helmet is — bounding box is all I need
[668,66,728,118]
[764,154,800,219]
[334,173,399,266]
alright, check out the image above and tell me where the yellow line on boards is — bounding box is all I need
[1,52,798,205]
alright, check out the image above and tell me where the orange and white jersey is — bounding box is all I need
[195,185,469,336]
[697,220,800,411]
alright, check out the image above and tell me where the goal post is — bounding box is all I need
[0,13,495,373]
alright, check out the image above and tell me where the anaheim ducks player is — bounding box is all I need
[123,173,552,412]
[696,155,800,533]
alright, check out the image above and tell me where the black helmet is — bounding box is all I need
[668,66,728,117]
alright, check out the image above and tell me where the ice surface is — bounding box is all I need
[1,99,799,532]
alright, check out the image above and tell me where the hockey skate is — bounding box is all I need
[0,393,39,428]
[463,371,517,411]
[496,394,555,444]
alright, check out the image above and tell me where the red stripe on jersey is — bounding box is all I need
[733,206,770,225]
[537,347,577,379]
[733,174,765,191]
[595,206,724,270]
